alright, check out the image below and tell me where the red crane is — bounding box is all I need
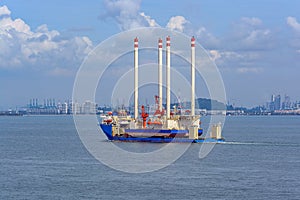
[153,95,165,116]
[141,105,149,128]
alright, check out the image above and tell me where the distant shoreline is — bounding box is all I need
[0,113,299,117]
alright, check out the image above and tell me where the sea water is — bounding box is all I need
[0,115,299,200]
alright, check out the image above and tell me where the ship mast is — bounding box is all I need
[134,37,139,120]
[158,38,163,113]
[166,36,171,119]
[191,36,196,116]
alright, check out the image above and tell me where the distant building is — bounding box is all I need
[274,95,281,110]
[82,101,97,114]
[268,101,275,112]
[61,102,68,114]
[268,95,276,111]
[294,101,300,109]
[282,95,291,110]
[23,98,99,115]
[69,102,80,114]
[271,95,275,103]
[27,98,59,114]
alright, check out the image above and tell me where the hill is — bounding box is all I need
[171,98,226,110]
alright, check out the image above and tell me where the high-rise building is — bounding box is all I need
[82,101,97,114]
[61,102,68,114]
[69,102,80,114]
[268,95,275,111]
[274,95,281,110]
[282,95,291,110]
[271,95,275,103]
[294,101,300,109]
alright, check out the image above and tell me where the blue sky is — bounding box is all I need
[1,0,300,108]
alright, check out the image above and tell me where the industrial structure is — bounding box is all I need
[26,99,97,115]
[99,36,224,143]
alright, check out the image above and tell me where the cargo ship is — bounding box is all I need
[99,36,224,143]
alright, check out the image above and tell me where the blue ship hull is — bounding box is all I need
[100,124,224,143]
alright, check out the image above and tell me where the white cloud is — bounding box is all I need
[140,12,159,27]
[196,27,219,48]
[208,49,264,73]
[0,3,279,79]
[287,16,300,32]
[244,29,271,46]
[48,67,74,77]
[101,1,218,48]
[0,5,93,70]
[166,16,189,32]
[286,17,300,54]
[100,0,159,31]
[228,17,273,51]
[209,50,221,61]
[0,5,10,16]
[241,17,262,26]
[237,67,263,74]
[211,50,244,62]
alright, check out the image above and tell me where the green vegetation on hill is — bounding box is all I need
[171,98,226,110]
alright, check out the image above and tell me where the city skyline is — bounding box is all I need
[1,1,300,108]
[2,92,300,111]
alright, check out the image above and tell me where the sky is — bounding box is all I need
[1,0,300,109]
